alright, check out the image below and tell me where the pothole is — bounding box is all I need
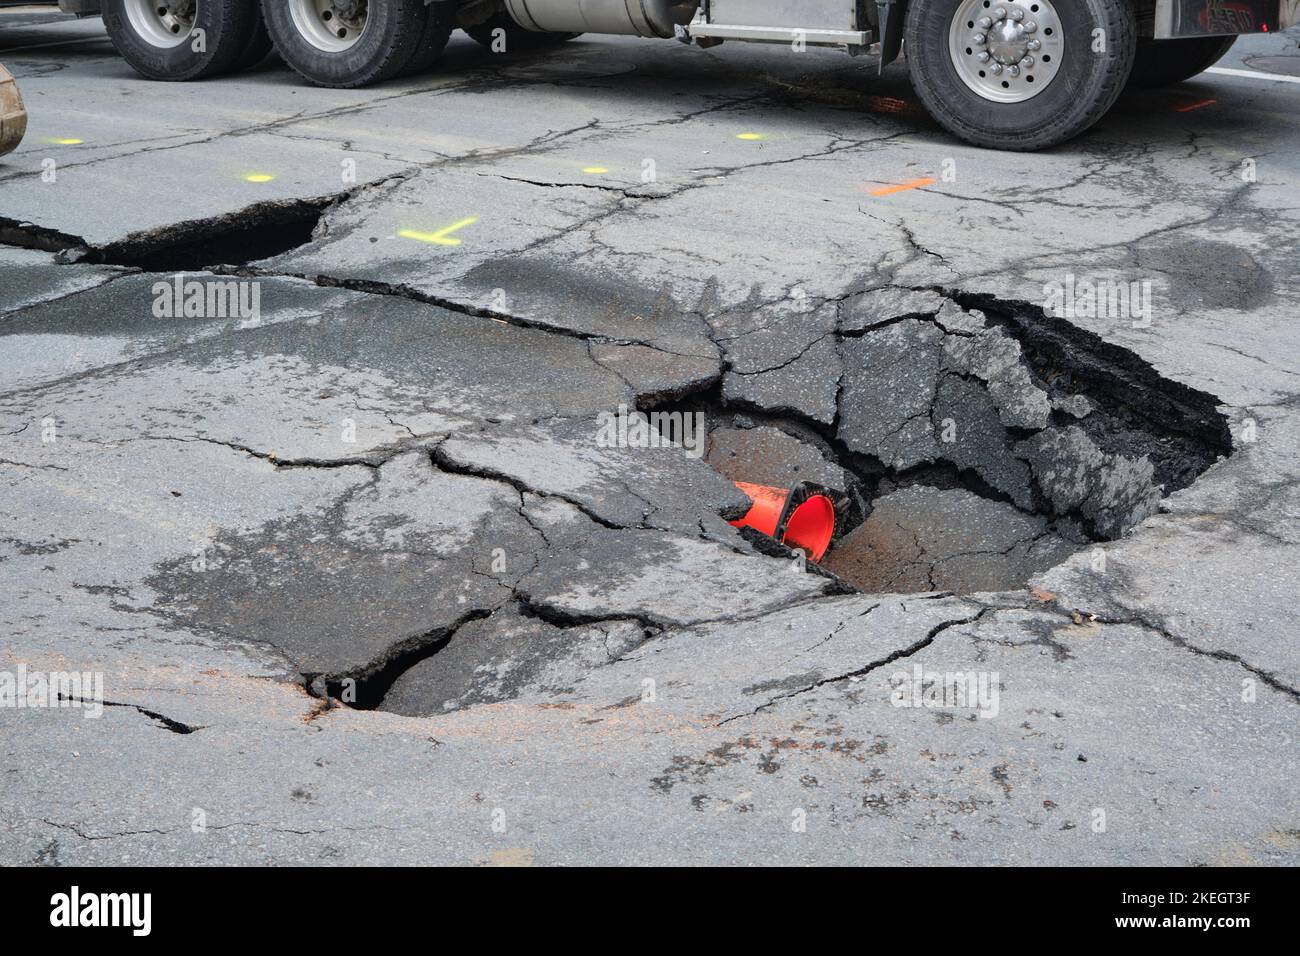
[87,197,331,271]
[665,287,1232,595]
[0,196,333,269]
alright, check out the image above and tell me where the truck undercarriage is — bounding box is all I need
[10,0,1300,148]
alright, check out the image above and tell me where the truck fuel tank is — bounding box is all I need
[504,0,701,38]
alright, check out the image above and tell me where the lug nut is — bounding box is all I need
[972,33,987,44]
[1010,8,1025,20]
[1027,38,1042,50]
[1007,64,1020,76]
[977,15,992,27]
[976,51,991,62]
[1020,55,1034,67]
[989,62,1003,75]
[993,7,1007,20]
[1023,20,1037,32]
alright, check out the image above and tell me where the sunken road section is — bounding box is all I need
[104,273,1233,717]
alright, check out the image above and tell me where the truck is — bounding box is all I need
[8,1,1300,150]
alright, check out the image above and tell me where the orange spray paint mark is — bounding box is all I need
[870,177,937,197]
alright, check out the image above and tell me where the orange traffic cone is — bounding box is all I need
[730,481,837,562]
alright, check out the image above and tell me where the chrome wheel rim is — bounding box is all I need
[949,0,1065,104]
[288,0,369,53]
[124,0,195,49]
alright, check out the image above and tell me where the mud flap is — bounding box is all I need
[0,64,27,158]
[876,0,905,74]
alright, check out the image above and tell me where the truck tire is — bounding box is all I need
[261,0,432,88]
[231,11,275,72]
[904,0,1137,151]
[463,11,579,52]
[400,1,456,76]
[102,0,264,81]
[1127,36,1236,88]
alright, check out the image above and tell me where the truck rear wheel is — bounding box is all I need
[102,0,264,81]
[904,0,1136,150]
[463,12,579,52]
[231,11,275,72]
[261,0,432,88]
[1127,36,1236,88]
[400,1,457,76]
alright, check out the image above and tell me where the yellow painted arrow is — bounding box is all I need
[399,217,479,246]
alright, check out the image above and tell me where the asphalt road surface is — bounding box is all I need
[1,10,1297,865]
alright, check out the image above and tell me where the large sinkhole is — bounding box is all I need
[141,286,1230,718]
[669,287,1232,596]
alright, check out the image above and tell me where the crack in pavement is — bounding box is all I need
[40,818,395,841]
[56,695,202,734]
[717,604,993,725]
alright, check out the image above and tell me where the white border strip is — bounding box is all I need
[1206,66,1300,85]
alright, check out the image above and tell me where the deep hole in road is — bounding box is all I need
[136,282,1233,717]
[85,196,331,271]
[652,289,1232,596]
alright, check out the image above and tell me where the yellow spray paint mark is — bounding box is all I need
[47,137,84,145]
[243,173,275,183]
[582,166,609,174]
[736,133,764,141]
[399,217,479,247]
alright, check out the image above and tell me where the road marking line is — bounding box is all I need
[870,177,936,196]
[1176,98,1217,112]
[1206,66,1300,85]
[736,133,765,141]
[399,217,479,246]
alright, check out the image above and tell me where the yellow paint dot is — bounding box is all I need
[736,133,764,141]
[582,166,609,174]
[48,137,84,145]
[244,173,275,183]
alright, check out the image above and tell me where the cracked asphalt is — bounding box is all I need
[1,11,1298,865]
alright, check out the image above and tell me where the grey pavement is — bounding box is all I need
[0,11,1297,865]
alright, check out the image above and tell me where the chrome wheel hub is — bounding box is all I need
[288,0,369,53]
[949,0,1065,104]
[124,0,196,49]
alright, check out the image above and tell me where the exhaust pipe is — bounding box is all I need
[0,64,27,158]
